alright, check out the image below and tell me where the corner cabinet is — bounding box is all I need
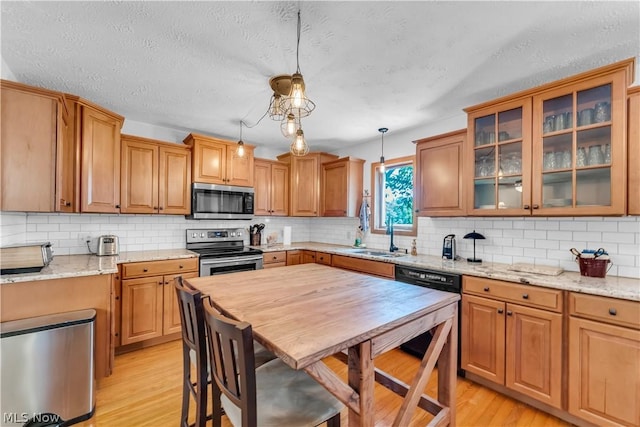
[465,58,633,216]
[414,129,467,216]
[628,86,640,215]
[321,157,364,217]
[120,135,191,215]
[184,133,254,187]
[0,80,64,212]
[254,158,289,216]
[277,152,339,216]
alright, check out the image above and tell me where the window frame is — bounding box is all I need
[370,155,417,237]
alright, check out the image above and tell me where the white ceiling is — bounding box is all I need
[2,1,639,152]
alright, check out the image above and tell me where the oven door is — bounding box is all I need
[199,255,263,277]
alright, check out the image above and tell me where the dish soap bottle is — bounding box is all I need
[411,239,417,256]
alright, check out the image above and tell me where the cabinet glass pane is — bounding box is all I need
[497,176,523,209]
[542,172,573,208]
[474,178,495,209]
[498,108,522,141]
[577,84,611,126]
[577,127,611,167]
[577,168,611,206]
[475,146,495,178]
[542,134,573,171]
[543,94,573,134]
[499,142,522,175]
[475,115,496,146]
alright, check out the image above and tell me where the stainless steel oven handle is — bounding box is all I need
[200,255,263,266]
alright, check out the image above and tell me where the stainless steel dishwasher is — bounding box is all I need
[394,264,464,376]
[1,309,96,426]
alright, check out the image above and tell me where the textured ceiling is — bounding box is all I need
[2,1,639,152]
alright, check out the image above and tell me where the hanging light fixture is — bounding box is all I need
[280,10,315,119]
[378,127,388,173]
[235,120,245,158]
[281,113,297,138]
[290,126,309,156]
[267,75,291,121]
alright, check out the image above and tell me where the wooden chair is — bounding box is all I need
[202,298,343,427]
[175,276,210,427]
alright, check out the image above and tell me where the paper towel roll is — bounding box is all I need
[283,226,292,245]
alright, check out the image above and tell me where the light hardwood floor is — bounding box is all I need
[78,340,569,427]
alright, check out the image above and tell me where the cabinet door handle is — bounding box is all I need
[522,294,529,299]
[484,287,490,292]
[415,209,420,213]
[159,206,163,210]
[497,308,504,314]
[158,281,163,285]
[115,332,119,337]
[115,296,120,300]
[532,204,539,209]
[115,204,121,209]
[507,310,513,316]
[523,205,530,210]
[609,308,617,316]
[153,206,158,210]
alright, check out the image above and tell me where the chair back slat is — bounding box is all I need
[203,300,258,426]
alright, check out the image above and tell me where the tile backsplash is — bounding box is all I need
[1,212,638,278]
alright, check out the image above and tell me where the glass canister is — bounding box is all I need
[594,101,611,123]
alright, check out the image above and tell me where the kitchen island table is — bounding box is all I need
[187,263,460,426]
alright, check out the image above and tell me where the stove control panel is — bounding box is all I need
[186,228,245,244]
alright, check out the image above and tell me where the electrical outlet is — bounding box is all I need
[79,234,92,244]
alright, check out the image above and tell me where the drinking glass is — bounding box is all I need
[576,147,587,167]
[603,144,611,163]
[544,152,556,170]
[588,145,604,165]
[562,150,572,168]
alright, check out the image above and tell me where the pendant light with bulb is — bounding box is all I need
[378,127,388,173]
[290,127,309,156]
[235,120,245,158]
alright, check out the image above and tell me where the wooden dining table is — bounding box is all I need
[187,263,460,427]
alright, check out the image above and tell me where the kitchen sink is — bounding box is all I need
[345,249,407,258]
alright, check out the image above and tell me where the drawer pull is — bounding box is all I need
[273,256,278,260]
[497,308,504,314]
[507,310,513,316]
[609,308,617,316]
[522,294,529,299]
[179,265,183,269]
[484,287,490,292]
[143,268,148,272]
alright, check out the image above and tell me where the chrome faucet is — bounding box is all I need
[387,219,398,252]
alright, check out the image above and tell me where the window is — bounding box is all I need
[371,155,416,236]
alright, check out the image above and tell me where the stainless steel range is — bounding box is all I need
[186,228,263,276]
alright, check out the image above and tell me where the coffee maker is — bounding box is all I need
[442,234,456,260]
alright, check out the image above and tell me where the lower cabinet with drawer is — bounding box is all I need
[331,254,394,279]
[118,257,198,347]
[462,276,563,409]
[568,292,640,427]
[263,251,286,268]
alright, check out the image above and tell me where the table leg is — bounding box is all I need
[348,340,374,427]
[437,303,458,426]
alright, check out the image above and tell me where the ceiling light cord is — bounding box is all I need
[296,10,302,74]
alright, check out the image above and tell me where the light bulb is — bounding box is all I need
[270,93,282,117]
[236,141,245,157]
[295,130,305,150]
[290,73,305,109]
[286,114,296,136]
[380,156,385,173]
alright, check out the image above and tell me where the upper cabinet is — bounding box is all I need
[277,152,339,216]
[628,86,640,215]
[465,58,633,216]
[254,159,289,216]
[120,135,191,215]
[321,157,364,217]
[414,129,467,217]
[67,96,124,213]
[1,80,64,212]
[183,133,254,187]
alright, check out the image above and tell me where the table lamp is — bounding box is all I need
[464,230,486,263]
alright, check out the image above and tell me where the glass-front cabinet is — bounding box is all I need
[466,60,631,216]
[467,98,532,215]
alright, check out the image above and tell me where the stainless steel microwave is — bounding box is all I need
[189,183,254,220]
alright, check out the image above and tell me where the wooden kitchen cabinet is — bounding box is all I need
[414,129,467,216]
[628,86,640,215]
[184,133,254,187]
[120,135,191,215]
[331,254,395,279]
[568,293,640,426]
[316,252,332,265]
[462,276,563,409]
[119,258,198,346]
[263,251,286,268]
[254,158,289,216]
[320,157,364,217]
[286,250,302,265]
[465,58,633,216]
[0,80,65,212]
[302,250,316,263]
[277,152,339,216]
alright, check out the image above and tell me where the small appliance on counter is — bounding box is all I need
[442,234,456,260]
[0,242,53,274]
[97,235,119,256]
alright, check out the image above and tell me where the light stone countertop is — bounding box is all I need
[0,249,198,284]
[253,242,640,302]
